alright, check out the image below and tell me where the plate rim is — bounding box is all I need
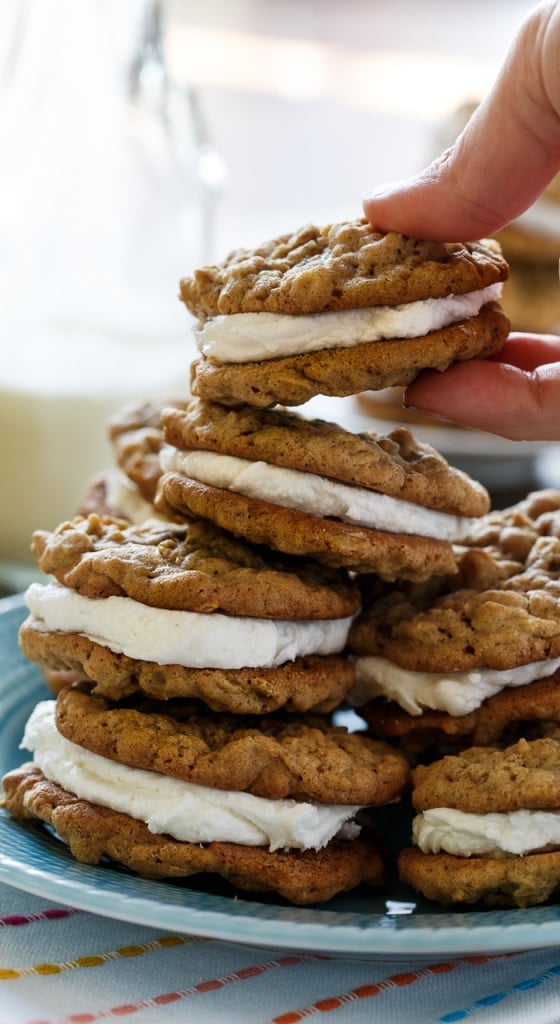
[4,592,560,959]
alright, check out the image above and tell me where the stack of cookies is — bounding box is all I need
[348,490,560,752]
[348,488,560,907]
[3,216,527,909]
[10,510,410,904]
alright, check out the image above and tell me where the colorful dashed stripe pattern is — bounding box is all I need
[4,899,560,1024]
[4,952,328,1024]
[0,908,80,927]
[439,961,560,1021]
[0,933,195,981]
[264,955,515,1023]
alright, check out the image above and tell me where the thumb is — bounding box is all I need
[404,359,560,442]
[363,2,560,241]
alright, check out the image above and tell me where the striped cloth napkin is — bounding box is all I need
[3,881,560,1024]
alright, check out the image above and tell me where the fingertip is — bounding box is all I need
[362,181,408,229]
[403,370,450,414]
[362,179,420,234]
[362,176,471,241]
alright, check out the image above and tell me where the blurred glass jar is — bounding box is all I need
[0,0,225,568]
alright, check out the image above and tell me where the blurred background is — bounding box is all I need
[0,0,557,579]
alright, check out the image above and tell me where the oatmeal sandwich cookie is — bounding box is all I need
[399,735,560,908]
[1,690,409,903]
[21,514,360,714]
[183,219,509,408]
[156,398,489,581]
[347,490,560,749]
[2,762,384,904]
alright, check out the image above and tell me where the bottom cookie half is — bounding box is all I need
[2,763,385,906]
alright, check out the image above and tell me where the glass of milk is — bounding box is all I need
[0,0,225,572]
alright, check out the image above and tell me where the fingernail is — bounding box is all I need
[403,401,452,423]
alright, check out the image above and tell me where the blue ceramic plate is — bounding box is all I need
[3,592,560,961]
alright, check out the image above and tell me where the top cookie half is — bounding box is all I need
[181,220,508,316]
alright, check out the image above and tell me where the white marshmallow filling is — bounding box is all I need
[21,702,364,852]
[349,654,560,716]
[25,583,354,671]
[413,806,560,859]
[194,284,503,363]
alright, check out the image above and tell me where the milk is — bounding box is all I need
[0,2,222,566]
[0,309,194,564]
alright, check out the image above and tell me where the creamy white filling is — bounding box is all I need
[413,806,560,858]
[25,582,353,670]
[160,447,476,542]
[22,702,362,851]
[194,284,502,363]
[349,654,560,716]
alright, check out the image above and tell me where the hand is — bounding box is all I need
[405,335,560,441]
[363,2,560,241]
[363,1,560,441]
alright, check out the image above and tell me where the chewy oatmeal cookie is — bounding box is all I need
[182,219,509,407]
[24,515,359,713]
[399,736,560,908]
[347,490,560,748]
[157,475,458,582]
[1,695,405,905]
[182,221,508,317]
[1,763,384,905]
[161,399,490,516]
[156,399,488,581]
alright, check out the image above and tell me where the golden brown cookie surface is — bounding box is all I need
[190,303,508,408]
[157,473,458,581]
[32,514,360,619]
[20,617,354,715]
[162,399,489,516]
[1,764,384,904]
[55,685,410,805]
[410,737,560,814]
[180,220,508,318]
[348,490,560,670]
[398,846,560,908]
